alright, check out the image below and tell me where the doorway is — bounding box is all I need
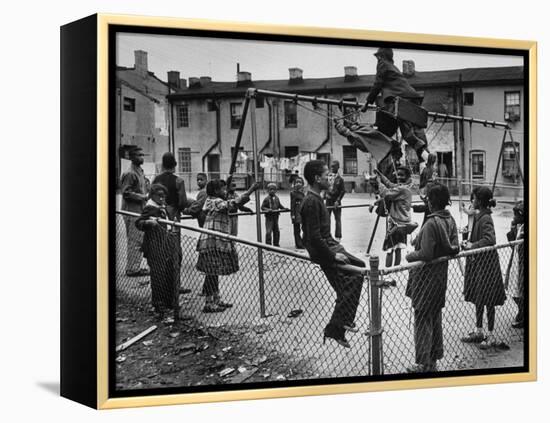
[207,154,220,180]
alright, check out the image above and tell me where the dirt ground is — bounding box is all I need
[114,190,525,390]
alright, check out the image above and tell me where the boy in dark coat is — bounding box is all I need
[361,47,430,165]
[301,160,366,348]
[261,182,285,246]
[325,160,346,240]
[135,184,182,318]
[405,182,459,373]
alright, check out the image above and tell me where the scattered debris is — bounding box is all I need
[142,340,154,347]
[116,355,127,363]
[253,325,271,335]
[252,355,268,366]
[116,317,129,323]
[116,325,157,352]
[169,332,180,338]
[275,374,286,381]
[163,317,175,324]
[228,368,258,384]
[222,346,232,352]
[219,368,235,377]
[181,342,197,350]
[287,309,303,318]
[197,343,210,351]
[238,366,247,373]
[261,373,271,379]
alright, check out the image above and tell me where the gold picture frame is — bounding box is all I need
[61,13,537,409]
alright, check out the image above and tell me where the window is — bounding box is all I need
[176,104,189,128]
[230,103,242,129]
[504,91,521,121]
[502,142,520,178]
[470,150,485,180]
[317,153,331,167]
[285,146,299,158]
[123,97,135,112]
[343,146,358,175]
[284,101,297,128]
[177,148,192,173]
[342,97,359,123]
[463,92,474,106]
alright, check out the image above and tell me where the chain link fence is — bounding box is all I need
[114,210,524,389]
[376,241,524,374]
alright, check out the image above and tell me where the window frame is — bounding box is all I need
[230,102,242,129]
[502,142,520,177]
[176,103,189,128]
[123,97,135,112]
[284,101,298,128]
[177,147,192,173]
[342,145,358,175]
[470,150,486,180]
[504,91,521,121]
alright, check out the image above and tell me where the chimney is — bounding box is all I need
[167,71,180,89]
[200,76,212,86]
[288,67,303,84]
[402,60,415,77]
[179,78,187,89]
[134,50,148,76]
[188,77,201,88]
[344,66,358,82]
[237,71,252,87]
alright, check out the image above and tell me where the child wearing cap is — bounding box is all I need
[261,183,285,247]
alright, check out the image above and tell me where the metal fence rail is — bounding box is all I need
[115,210,524,388]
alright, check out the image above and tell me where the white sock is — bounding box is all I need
[420,150,430,162]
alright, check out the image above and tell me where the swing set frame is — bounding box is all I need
[227,87,525,250]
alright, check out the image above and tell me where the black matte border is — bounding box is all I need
[61,13,98,409]
[107,23,531,399]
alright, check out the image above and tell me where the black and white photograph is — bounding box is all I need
[112,27,528,394]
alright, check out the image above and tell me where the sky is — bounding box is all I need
[116,32,524,83]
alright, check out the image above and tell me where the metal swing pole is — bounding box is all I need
[507,131,525,185]
[492,130,509,193]
[249,91,267,318]
[227,94,252,185]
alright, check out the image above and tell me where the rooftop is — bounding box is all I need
[167,66,524,100]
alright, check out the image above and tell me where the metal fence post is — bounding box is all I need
[369,255,383,375]
[250,93,267,318]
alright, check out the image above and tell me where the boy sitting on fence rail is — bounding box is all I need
[300,160,366,349]
[405,182,459,373]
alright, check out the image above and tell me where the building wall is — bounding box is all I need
[116,69,170,176]
[461,84,524,193]
[170,82,524,194]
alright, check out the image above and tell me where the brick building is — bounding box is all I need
[118,50,524,194]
